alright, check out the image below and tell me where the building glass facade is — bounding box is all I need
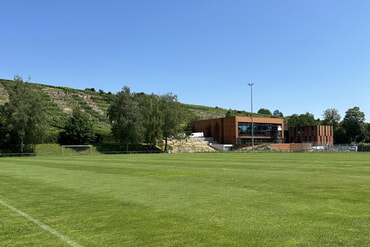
[238,122,282,138]
[192,116,333,151]
[192,116,285,146]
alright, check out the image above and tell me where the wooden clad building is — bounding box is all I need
[287,125,334,145]
[192,116,334,147]
[192,116,284,145]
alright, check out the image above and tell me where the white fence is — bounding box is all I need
[332,144,358,152]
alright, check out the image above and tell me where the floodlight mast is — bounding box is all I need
[248,83,254,152]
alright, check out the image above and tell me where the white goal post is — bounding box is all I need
[61,145,93,156]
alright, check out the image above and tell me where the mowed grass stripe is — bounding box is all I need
[0,152,369,246]
[4,153,368,203]
[1,174,240,246]
[0,166,259,246]
[0,198,83,247]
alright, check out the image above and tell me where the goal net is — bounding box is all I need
[61,145,93,156]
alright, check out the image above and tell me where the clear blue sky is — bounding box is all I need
[1,0,370,120]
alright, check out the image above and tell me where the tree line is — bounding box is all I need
[0,77,188,153]
[0,76,369,153]
[257,107,370,143]
[107,86,185,152]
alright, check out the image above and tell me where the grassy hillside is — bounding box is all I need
[0,79,112,130]
[0,78,277,138]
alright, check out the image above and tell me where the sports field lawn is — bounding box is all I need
[0,152,369,246]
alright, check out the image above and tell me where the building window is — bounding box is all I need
[238,122,282,138]
[237,138,276,144]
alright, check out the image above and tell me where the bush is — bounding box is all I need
[358,143,370,152]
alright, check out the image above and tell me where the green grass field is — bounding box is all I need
[0,152,369,246]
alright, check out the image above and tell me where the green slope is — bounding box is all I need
[1,78,277,137]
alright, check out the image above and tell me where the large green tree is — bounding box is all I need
[0,107,8,149]
[366,123,370,143]
[1,76,48,152]
[160,93,184,151]
[342,106,367,143]
[322,108,341,128]
[287,112,318,127]
[108,86,144,151]
[257,108,272,115]
[108,87,185,152]
[59,108,95,144]
[273,109,284,117]
[333,123,347,144]
[322,108,342,143]
[135,93,163,149]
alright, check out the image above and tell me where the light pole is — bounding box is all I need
[248,83,254,152]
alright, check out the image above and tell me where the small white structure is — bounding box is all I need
[311,146,325,151]
[209,143,234,151]
[189,132,204,138]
